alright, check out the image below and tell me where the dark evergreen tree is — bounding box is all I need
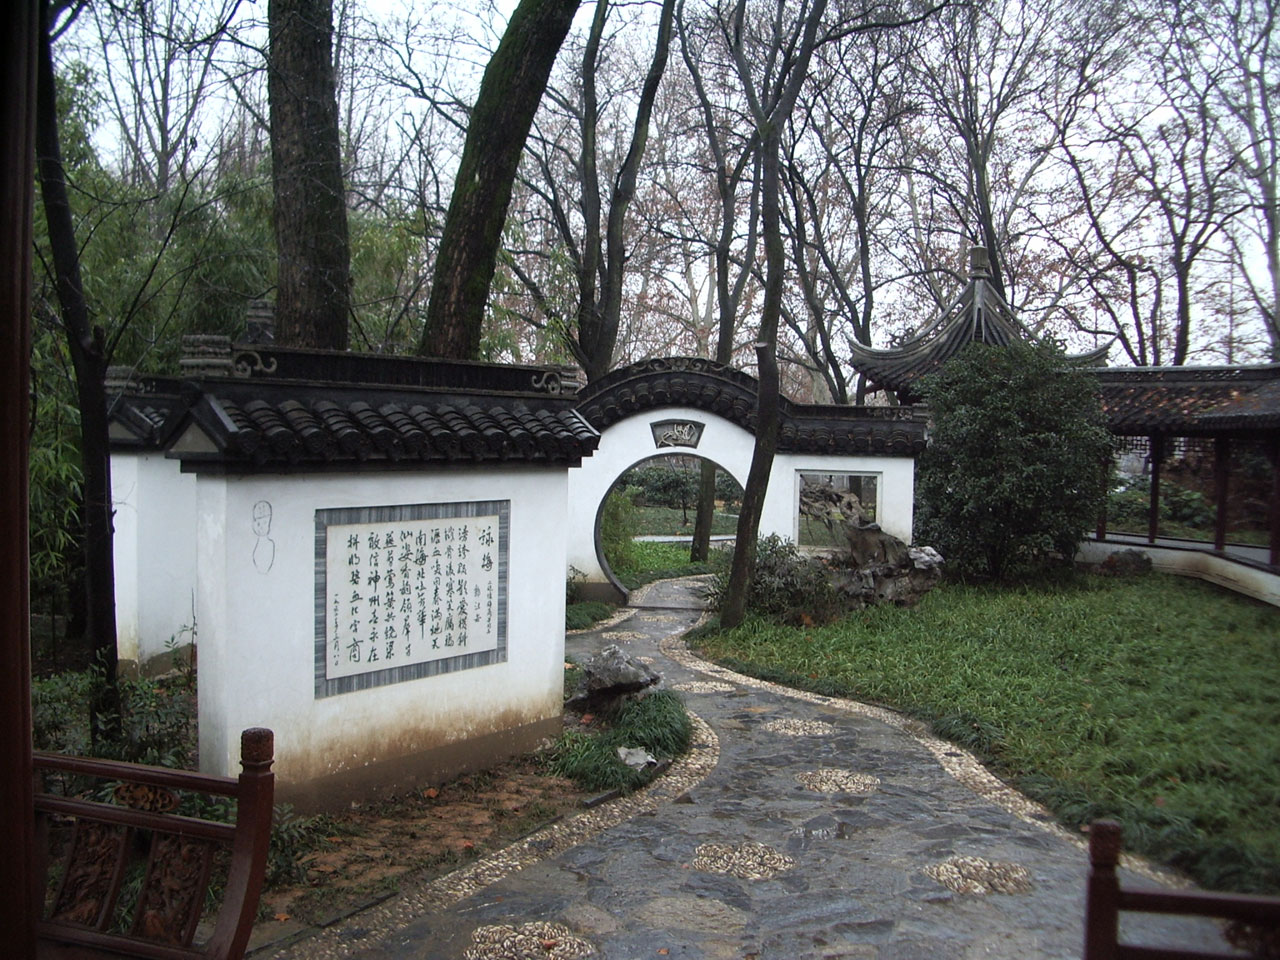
[916,341,1111,580]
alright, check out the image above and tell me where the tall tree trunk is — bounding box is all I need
[35,8,120,742]
[269,0,350,349]
[720,0,828,627]
[690,461,718,562]
[720,121,787,628]
[685,11,760,562]
[419,0,579,359]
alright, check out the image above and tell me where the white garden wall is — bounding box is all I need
[566,408,916,590]
[194,466,568,802]
[110,452,198,669]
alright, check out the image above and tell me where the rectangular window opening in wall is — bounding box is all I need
[797,472,879,549]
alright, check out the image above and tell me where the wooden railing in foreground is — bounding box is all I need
[1085,819,1280,960]
[34,728,274,960]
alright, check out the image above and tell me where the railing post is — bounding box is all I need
[1270,435,1280,567]
[1084,820,1124,960]
[1148,435,1163,544]
[205,727,275,960]
[1,3,39,958]
[1097,451,1113,541]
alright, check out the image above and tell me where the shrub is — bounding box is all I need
[916,341,1111,580]
[706,535,841,624]
[622,464,699,509]
[599,484,640,573]
[33,659,196,768]
[1108,477,1214,530]
[715,470,742,508]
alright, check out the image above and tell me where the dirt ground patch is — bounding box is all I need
[252,753,592,948]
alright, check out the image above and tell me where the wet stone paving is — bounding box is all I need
[272,577,1243,960]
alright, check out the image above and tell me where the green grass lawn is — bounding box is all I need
[690,572,1280,893]
[610,540,716,590]
[632,504,738,537]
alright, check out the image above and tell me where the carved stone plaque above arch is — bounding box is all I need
[650,419,704,449]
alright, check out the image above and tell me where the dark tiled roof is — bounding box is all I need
[1197,379,1280,431]
[177,386,597,467]
[111,346,598,469]
[848,273,1110,402]
[578,357,928,456]
[1096,365,1280,435]
[107,381,183,448]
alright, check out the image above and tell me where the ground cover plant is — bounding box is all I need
[691,572,1280,894]
[550,690,693,793]
[565,599,615,630]
[611,540,715,589]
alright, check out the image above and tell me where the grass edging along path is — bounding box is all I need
[688,572,1280,894]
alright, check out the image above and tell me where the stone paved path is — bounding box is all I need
[272,577,1241,960]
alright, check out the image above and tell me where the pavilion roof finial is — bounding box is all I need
[969,245,991,280]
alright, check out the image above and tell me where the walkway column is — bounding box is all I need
[1096,451,1112,541]
[1147,434,1164,544]
[0,1,39,954]
[1270,435,1280,566]
[1213,436,1230,552]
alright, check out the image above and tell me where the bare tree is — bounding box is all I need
[1054,1,1247,364]
[676,0,764,560]
[502,0,680,380]
[904,0,1104,313]
[717,0,830,628]
[776,20,921,402]
[417,0,580,360]
[1174,0,1280,357]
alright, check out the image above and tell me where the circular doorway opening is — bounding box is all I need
[594,454,744,596]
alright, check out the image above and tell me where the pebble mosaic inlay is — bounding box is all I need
[600,630,645,644]
[271,713,720,960]
[692,840,797,880]
[463,921,595,959]
[924,856,1034,895]
[794,768,880,794]
[671,680,735,694]
[761,717,838,737]
[657,624,1190,890]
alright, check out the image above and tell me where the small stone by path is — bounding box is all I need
[269,577,1246,960]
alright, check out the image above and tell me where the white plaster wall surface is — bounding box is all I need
[110,452,198,666]
[196,467,569,784]
[566,408,754,582]
[110,454,141,663]
[565,408,918,584]
[1077,539,1280,608]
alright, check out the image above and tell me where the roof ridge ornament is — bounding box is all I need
[969,245,991,279]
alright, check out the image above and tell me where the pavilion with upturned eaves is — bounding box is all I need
[846,247,1110,404]
[849,246,1280,604]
